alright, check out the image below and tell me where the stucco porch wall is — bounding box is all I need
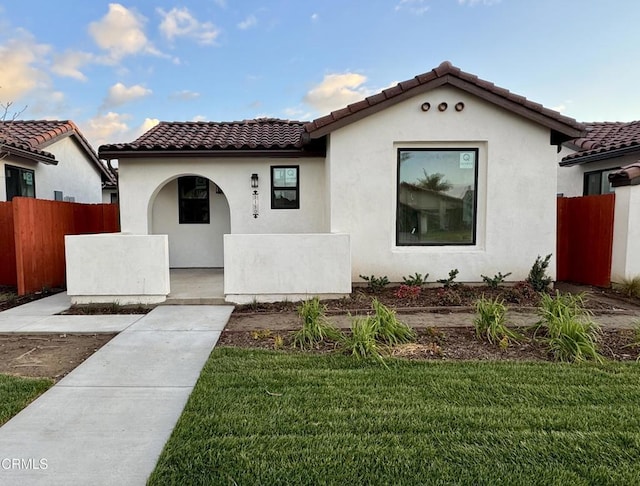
[325,85,559,283]
[65,233,170,305]
[223,233,351,303]
[611,184,640,282]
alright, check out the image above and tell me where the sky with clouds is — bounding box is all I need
[0,1,638,148]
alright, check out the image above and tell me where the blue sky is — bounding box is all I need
[0,1,638,148]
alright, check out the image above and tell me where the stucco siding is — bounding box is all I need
[327,85,558,282]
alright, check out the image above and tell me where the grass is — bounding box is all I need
[536,292,603,363]
[0,374,52,426]
[614,276,640,298]
[149,348,640,485]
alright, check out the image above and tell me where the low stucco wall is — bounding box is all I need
[223,233,351,303]
[65,234,170,304]
[611,185,640,282]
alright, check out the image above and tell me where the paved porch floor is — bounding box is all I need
[165,268,225,305]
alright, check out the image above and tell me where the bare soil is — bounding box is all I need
[0,334,115,382]
[0,286,64,312]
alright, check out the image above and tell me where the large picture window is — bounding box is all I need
[397,148,478,246]
[5,165,35,201]
[178,176,210,224]
[271,166,299,209]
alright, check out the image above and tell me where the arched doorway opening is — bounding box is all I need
[150,175,230,268]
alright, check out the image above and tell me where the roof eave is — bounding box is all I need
[99,148,325,160]
[560,145,640,166]
[1,145,58,164]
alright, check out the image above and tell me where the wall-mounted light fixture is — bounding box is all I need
[251,173,259,218]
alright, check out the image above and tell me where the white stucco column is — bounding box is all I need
[611,184,640,282]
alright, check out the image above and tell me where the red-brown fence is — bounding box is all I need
[0,198,119,295]
[557,194,615,287]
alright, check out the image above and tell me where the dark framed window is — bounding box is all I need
[271,166,299,209]
[178,176,210,224]
[5,165,35,201]
[584,168,618,196]
[397,148,478,246]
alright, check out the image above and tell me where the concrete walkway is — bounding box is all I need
[0,293,233,486]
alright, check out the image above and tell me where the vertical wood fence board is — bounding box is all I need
[0,202,17,285]
[12,199,120,295]
[556,194,614,287]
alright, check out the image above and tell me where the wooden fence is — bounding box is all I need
[0,198,119,295]
[557,194,615,287]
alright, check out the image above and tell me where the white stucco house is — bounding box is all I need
[557,121,640,197]
[0,120,116,203]
[70,61,585,304]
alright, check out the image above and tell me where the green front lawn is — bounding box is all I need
[150,348,640,485]
[0,374,52,426]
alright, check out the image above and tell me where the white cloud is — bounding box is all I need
[51,50,94,81]
[169,90,201,100]
[191,115,207,122]
[458,0,501,5]
[303,73,371,114]
[134,117,160,138]
[237,15,257,30]
[82,111,132,147]
[158,7,220,45]
[89,3,159,63]
[311,13,319,22]
[0,32,51,101]
[102,82,152,109]
[395,0,430,15]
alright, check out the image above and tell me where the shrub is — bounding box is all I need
[435,288,463,306]
[402,272,429,286]
[473,296,520,345]
[535,292,603,363]
[359,274,390,292]
[527,254,553,292]
[481,272,512,289]
[437,269,459,289]
[292,298,341,349]
[394,284,421,300]
[614,276,640,298]
[341,316,384,361]
[370,298,416,346]
[503,281,539,305]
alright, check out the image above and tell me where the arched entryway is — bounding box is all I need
[150,175,230,268]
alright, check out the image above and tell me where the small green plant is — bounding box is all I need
[359,274,390,292]
[614,276,640,298]
[370,298,416,346]
[273,334,284,349]
[402,272,429,286]
[292,298,341,349]
[473,296,520,345]
[437,269,459,289]
[481,272,512,289]
[251,329,272,340]
[535,291,603,363]
[341,316,384,361]
[527,254,553,292]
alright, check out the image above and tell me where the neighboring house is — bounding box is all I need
[92,61,584,304]
[558,121,640,197]
[0,120,115,203]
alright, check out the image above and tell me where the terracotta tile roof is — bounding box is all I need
[608,162,640,187]
[561,121,640,165]
[99,119,312,156]
[0,120,114,183]
[303,61,585,139]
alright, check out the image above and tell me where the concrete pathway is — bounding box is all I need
[0,294,233,486]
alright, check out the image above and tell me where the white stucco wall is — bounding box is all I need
[65,234,170,304]
[326,85,559,283]
[611,185,640,282]
[118,156,327,241]
[1,137,103,203]
[224,233,351,303]
[152,179,230,267]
